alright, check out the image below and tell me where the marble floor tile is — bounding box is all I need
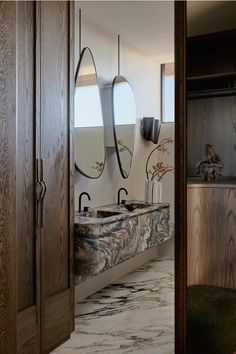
[53,258,174,354]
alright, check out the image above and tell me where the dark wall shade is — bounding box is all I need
[140,117,161,144]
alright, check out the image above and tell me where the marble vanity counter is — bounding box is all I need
[75,201,170,283]
[75,201,170,225]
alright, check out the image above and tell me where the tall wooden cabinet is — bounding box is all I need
[187,30,236,290]
[0,2,74,353]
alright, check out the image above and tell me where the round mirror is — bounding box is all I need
[112,75,136,178]
[74,48,105,178]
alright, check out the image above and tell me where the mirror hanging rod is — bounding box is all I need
[118,34,120,76]
[79,8,82,56]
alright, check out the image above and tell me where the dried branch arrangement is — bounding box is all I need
[145,138,174,181]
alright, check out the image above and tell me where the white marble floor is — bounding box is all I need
[53,258,174,354]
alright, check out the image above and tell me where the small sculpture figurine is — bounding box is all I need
[196,144,223,181]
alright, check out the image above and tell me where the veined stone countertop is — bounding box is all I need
[75,200,170,226]
[74,201,170,283]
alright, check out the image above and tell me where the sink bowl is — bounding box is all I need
[121,202,152,211]
[129,202,152,208]
[79,210,123,219]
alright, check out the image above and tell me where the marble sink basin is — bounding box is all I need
[79,210,123,219]
[75,200,170,283]
[119,201,152,211]
[76,201,154,224]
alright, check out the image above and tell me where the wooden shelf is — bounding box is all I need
[187,72,236,98]
[187,72,236,81]
[187,89,236,99]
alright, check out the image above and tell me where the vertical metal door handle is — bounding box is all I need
[41,179,47,201]
[40,159,44,228]
[36,159,43,228]
[36,158,47,228]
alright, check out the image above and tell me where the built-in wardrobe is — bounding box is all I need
[187,30,236,288]
[0,2,74,353]
[187,30,236,354]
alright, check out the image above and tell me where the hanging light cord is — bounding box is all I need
[118,34,120,76]
[79,8,82,56]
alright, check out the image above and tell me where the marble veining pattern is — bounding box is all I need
[75,202,170,283]
[53,258,174,354]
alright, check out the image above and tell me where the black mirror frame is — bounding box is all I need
[74,47,106,179]
[112,75,136,179]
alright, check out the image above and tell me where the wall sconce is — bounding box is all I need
[140,117,161,144]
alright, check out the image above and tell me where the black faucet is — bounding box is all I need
[117,187,128,205]
[79,192,91,213]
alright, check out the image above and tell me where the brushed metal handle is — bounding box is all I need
[40,159,47,228]
[36,159,43,228]
[41,179,47,201]
[36,180,44,202]
[36,158,47,228]
[40,196,44,228]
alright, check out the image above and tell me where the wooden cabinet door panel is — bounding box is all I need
[17,307,39,354]
[40,0,69,298]
[187,187,236,289]
[39,2,72,352]
[0,2,17,353]
[44,289,71,351]
[1,2,74,353]
[16,2,40,353]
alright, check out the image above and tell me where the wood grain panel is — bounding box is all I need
[0,2,17,353]
[0,3,73,353]
[17,306,38,354]
[187,186,236,289]
[16,0,36,312]
[187,96,236,177]
[39,2,72,352]
[44,289,70,353]
[69,0,75,332]
[187,30,236,77]
[40,0,69,298]
[175,2,187,354]
[16,3,40,353]
[187,51,235,78]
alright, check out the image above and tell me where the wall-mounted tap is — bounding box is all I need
[79,192,91,213]
[117,187,128,205]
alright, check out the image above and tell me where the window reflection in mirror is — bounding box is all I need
[112,75,136,178]
[74,47,105,178]
[161,63,175,123]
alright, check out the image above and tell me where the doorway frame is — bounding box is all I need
[175,1,187,353]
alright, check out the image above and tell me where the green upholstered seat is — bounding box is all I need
[188,285,236,354]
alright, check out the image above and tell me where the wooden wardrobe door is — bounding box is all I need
[16,2,40,353]
[39,2,73,352]
[0,2,17,353]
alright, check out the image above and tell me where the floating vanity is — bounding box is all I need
[75,201,170,284]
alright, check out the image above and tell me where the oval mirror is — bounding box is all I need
[112,75,136,178]
[74,48,105,178]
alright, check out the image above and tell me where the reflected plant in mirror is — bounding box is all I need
[112,76,136,178]
[74,47,105,178]
[92,161,104,173]
[117,139,133,177]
